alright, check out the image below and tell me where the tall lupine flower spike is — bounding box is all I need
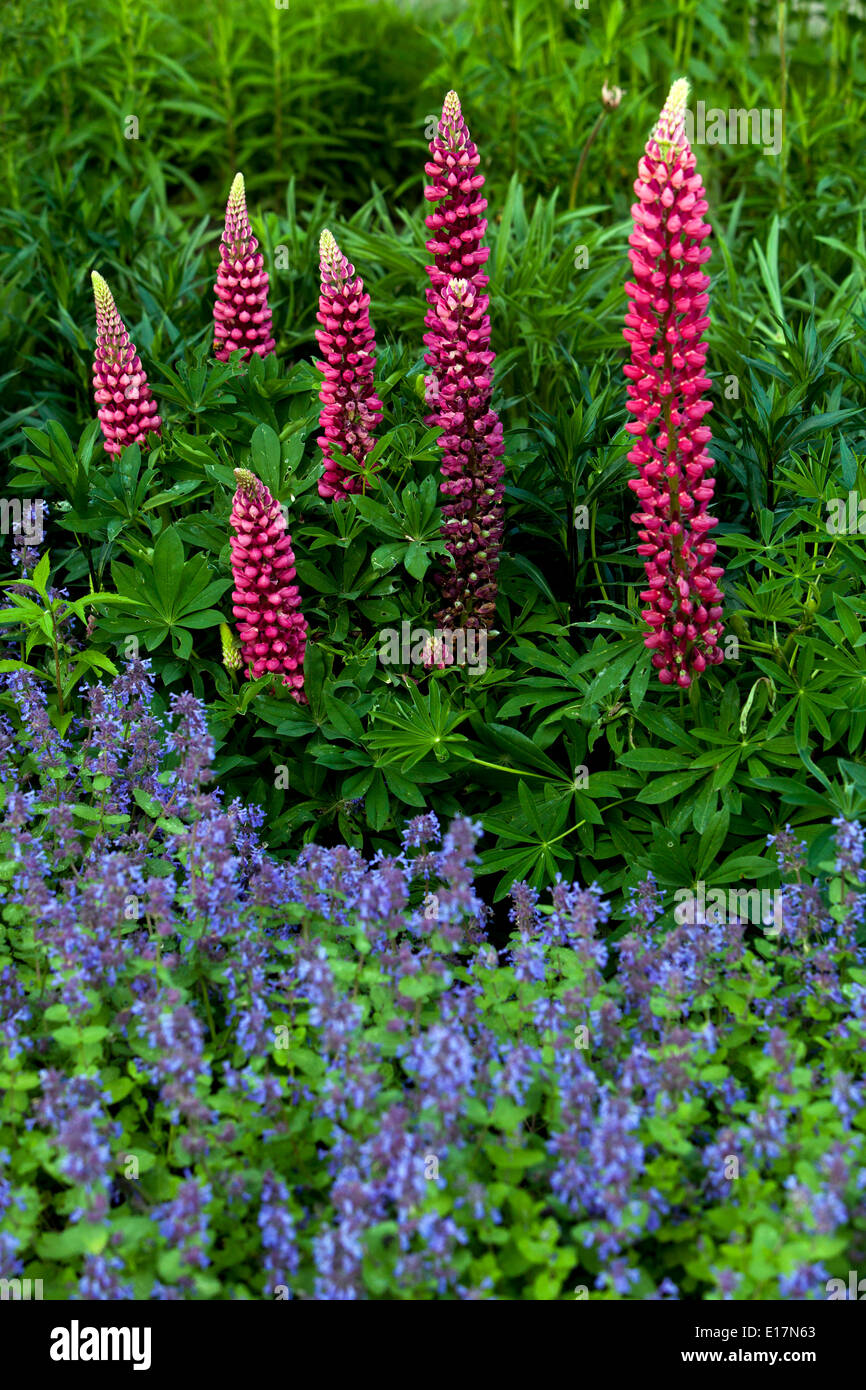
[623,78,724,688]
[314,229,383,500]
[229,469,307,699]
[423,90,489,411]
[91,272,161,457]
[213,172,276,363]
[424,277,505,633]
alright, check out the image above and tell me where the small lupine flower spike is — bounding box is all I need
[623,78,724,688]
[229,469,307,699]
[91,272,161,457]
[219,622,243,672]
[213,172,276,363]
[423,277,505,634]
[314,229,383,501]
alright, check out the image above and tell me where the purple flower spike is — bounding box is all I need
[213,172,276,363]
[423,277,505,633]
[315,228,383,501]
[91,272,161,457]
[623,79,724,687]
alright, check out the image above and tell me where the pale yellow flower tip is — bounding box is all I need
[320,228,339,259]
[653,77,691,151]
[91,270,114,310]
[228,172,246,210]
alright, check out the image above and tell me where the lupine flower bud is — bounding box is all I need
[219,622,242,672]
[314,229,383,501]
[91,272,161,457]
[229,469,307,699]
[623,78,724,687]
[213,173,276,363]
[423,277,505,633]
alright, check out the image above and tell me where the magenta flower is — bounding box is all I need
[229,469,307,699]
[213,172,276,363]
[422,92,503,634]
[91,272,161,457]
[423,277,505,633]
[424,91,489,307]
[423,90,489,410]
[623,78,724,687]
[314,229,383,501]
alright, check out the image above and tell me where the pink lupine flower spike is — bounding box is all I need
[213,172,276,363]
[91,272,161,457]
[423,93,505,635]
[314,229,383,501]
[229,469,307,699]
[623,78,724,687]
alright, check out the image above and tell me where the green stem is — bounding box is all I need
[569,110,606,211]
[777,0,788,212]
[200,978,218,1048]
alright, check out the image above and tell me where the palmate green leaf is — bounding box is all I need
[366,772,390,831]
[323,693,365,744]
[152,526,185,613]
[618,748,692,773]
[174,578,232,618]
[174,609,226,630]
[349,494,405,538]
[369,683,471,770]
[382,767,426,808]
[635,770,706,805]
[471,723,567,780]
[250,422,281,495]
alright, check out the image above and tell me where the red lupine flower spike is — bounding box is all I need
[314,228,383,501]
[623,78,724,687]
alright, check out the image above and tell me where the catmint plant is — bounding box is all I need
[229,468,307,697]
[213,172,276,363]
[623,78,724,687]
[314,229,383,500]
[91,272,161,457]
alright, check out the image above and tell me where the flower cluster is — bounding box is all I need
[213,172,275,363]
[424,277,505,632]
[623,78,724,686]
[229,468,307,696]
[423,94,505,634]
[314,229,383,500]
[91,272,162,457]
